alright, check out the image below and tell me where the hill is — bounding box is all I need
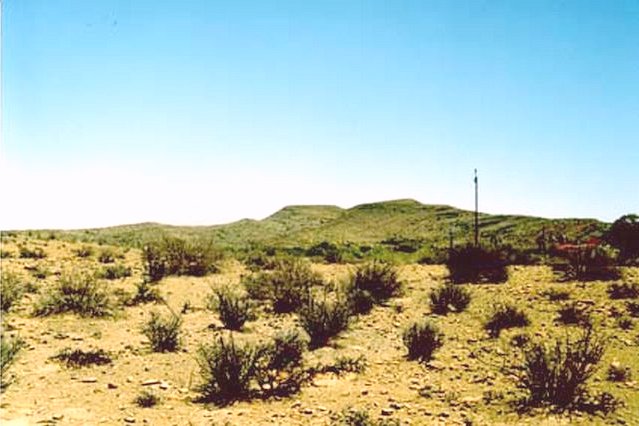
[7,199,608,253]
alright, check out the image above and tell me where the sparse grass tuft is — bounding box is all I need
[98,264,132,280]
[128,280,163,305]
[403,320,444,363]
[51,348,112,368]
[485,303,530,338]
[429,284,471,315]
[1,334,25,392]
[19,246,46,259]
[142,311,182,352]
[607,362,632,382]
[627,301,639,317]
[74,246,94,258]
[557,303,592,326]
[34,272,113,317]
[135,389,160,407]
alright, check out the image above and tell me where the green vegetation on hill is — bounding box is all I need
[5,199,609,261]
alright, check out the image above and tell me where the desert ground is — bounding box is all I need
[1,236,638,425]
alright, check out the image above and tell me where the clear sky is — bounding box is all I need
[1,0,638,230]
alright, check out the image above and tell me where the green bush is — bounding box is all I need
[337,408,400,426]
[350,261,402,306]
[1,334,25,392]
[98,264,132,280]
[196,335,264,404]
[608,282,639,300]
[51,348,112,368]
[142,237,221,282]
[557,303,592,326]
[317,354,367,376]
[446,245,508,284]
[403,320,443,363]
[515,326,608,409]
[255,329,308,396]
[429,284,471,315]
[553,245,620,281]
[485,303,530,337]
[97,248,118,264]
[627,301,639,317]
[0,250,13,259]
[607,362,632,382]
[74,246,94,258]
[1,272,24,312]
[34,272,113,317]
[299,296,351,349]
[142,311,182,352]
[209,288,253,331]
[542,288,571,301]
[128,280,163,305]
[604,214,639,262]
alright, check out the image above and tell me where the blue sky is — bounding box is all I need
[2,0,638,229]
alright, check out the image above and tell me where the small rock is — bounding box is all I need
[381,408,394,416]
[80,377,97,383]
[52,414,64,420]
[142,379,161,386]
[107,383,118,389]
[124,417,135,423]
[302,408,313,415]
[159,382,169,390]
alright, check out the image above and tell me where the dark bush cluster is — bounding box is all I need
[197,330,308,404]
[553,245,620,281]
[34,272,113,317]
[299,296,351,349]
[345,261,402,314]
[98,264,132,280]
[604,214,639,263]
[542,288,571,301]
[338,407,400,426]
[446,245,508,284]
[607,362,632,382]
[485,303,530,337]
[142,237,222,282]
[142,311,182,352]
[608,282,639,300]
[627,301,639,317]
[135,390,160,408]
[73,246,94,258]
[557,303,592,327]
[97,248,119,264]
[514,326,610,410]
[429,284,471,315]
[402,320,444,363]
[18,246,46,259]
[51,348,113,368]
[1,334,25,392]
[209,288,254,331]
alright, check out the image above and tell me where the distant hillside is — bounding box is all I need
[10,199,608,251]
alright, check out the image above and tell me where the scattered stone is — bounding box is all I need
[141,379,161,386]
[381,408,394,416]
[124,417,135,423]
[80,377,97,383]
[159,382,169,390]
[52,414,64,420]
[108,383,118,389]
[302,408,313,415]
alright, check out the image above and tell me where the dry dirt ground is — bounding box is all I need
[1,237,638,425]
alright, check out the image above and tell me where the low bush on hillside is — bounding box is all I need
[514,325,616,412]
[73,246,94,258]
[1,334,25,392]
[616,316,634,330]
[142,311,182,352]
[557,303,592,327]
[208,287,254,331]
[128,280,163,305]
[51,348,113,368]
[337,407,400,426]
[627,301,639,317]
[429,284,471,315]
[19,246,46,259]
[403,320,444,363]
[542,288,571,301]
[604,214,639,263]
[299,296,351,349]
[98,264,132,280]
[552,245,620,281]
[1,272,24,313]
[314,354,367,376]
[347,261,402,312]
[607,362,632,382]
[97,248,119,264]
[446,245,508,284]
[34,272,113,317]
[485,303,530,338]
[608,282,639,300]
[0,250,13,259]
[142,236,222,282]
[197,330,309,404]
[135,390,160,408]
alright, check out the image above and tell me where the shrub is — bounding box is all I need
[350,261,402,305]
[485,303,530,338]
[209,288,253,331]
[142,311,182,352]
[255,329,308,396]
[51,348,112,368]
[19,246,46,259]
[97,248,118,264]
[299,296,351,349]
[608,282,639,300]
[34,272,113,317]
[135,390,160,408]
[627,301,639,317]
[98,264,132,280]
[616,316,634,330]
[1,334,25,392]
[0,250,13,259]
[429,284,471,315]
[317,354,367,376]
[338,408,400,426]
[74,246,94,258]
[446,245,507,284]
[142,237,221,282]
[604,214,639,262]
[129,280,163,305]
[1,272,24,312]
[543,288,571,302]
[553,245,620,281]
[196,335,264,403]
[557,303,592,326]
[402,320,444,363]
[515,325,607,409]
[607,362,632,382]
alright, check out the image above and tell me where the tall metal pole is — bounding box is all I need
[474,169,479,247]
